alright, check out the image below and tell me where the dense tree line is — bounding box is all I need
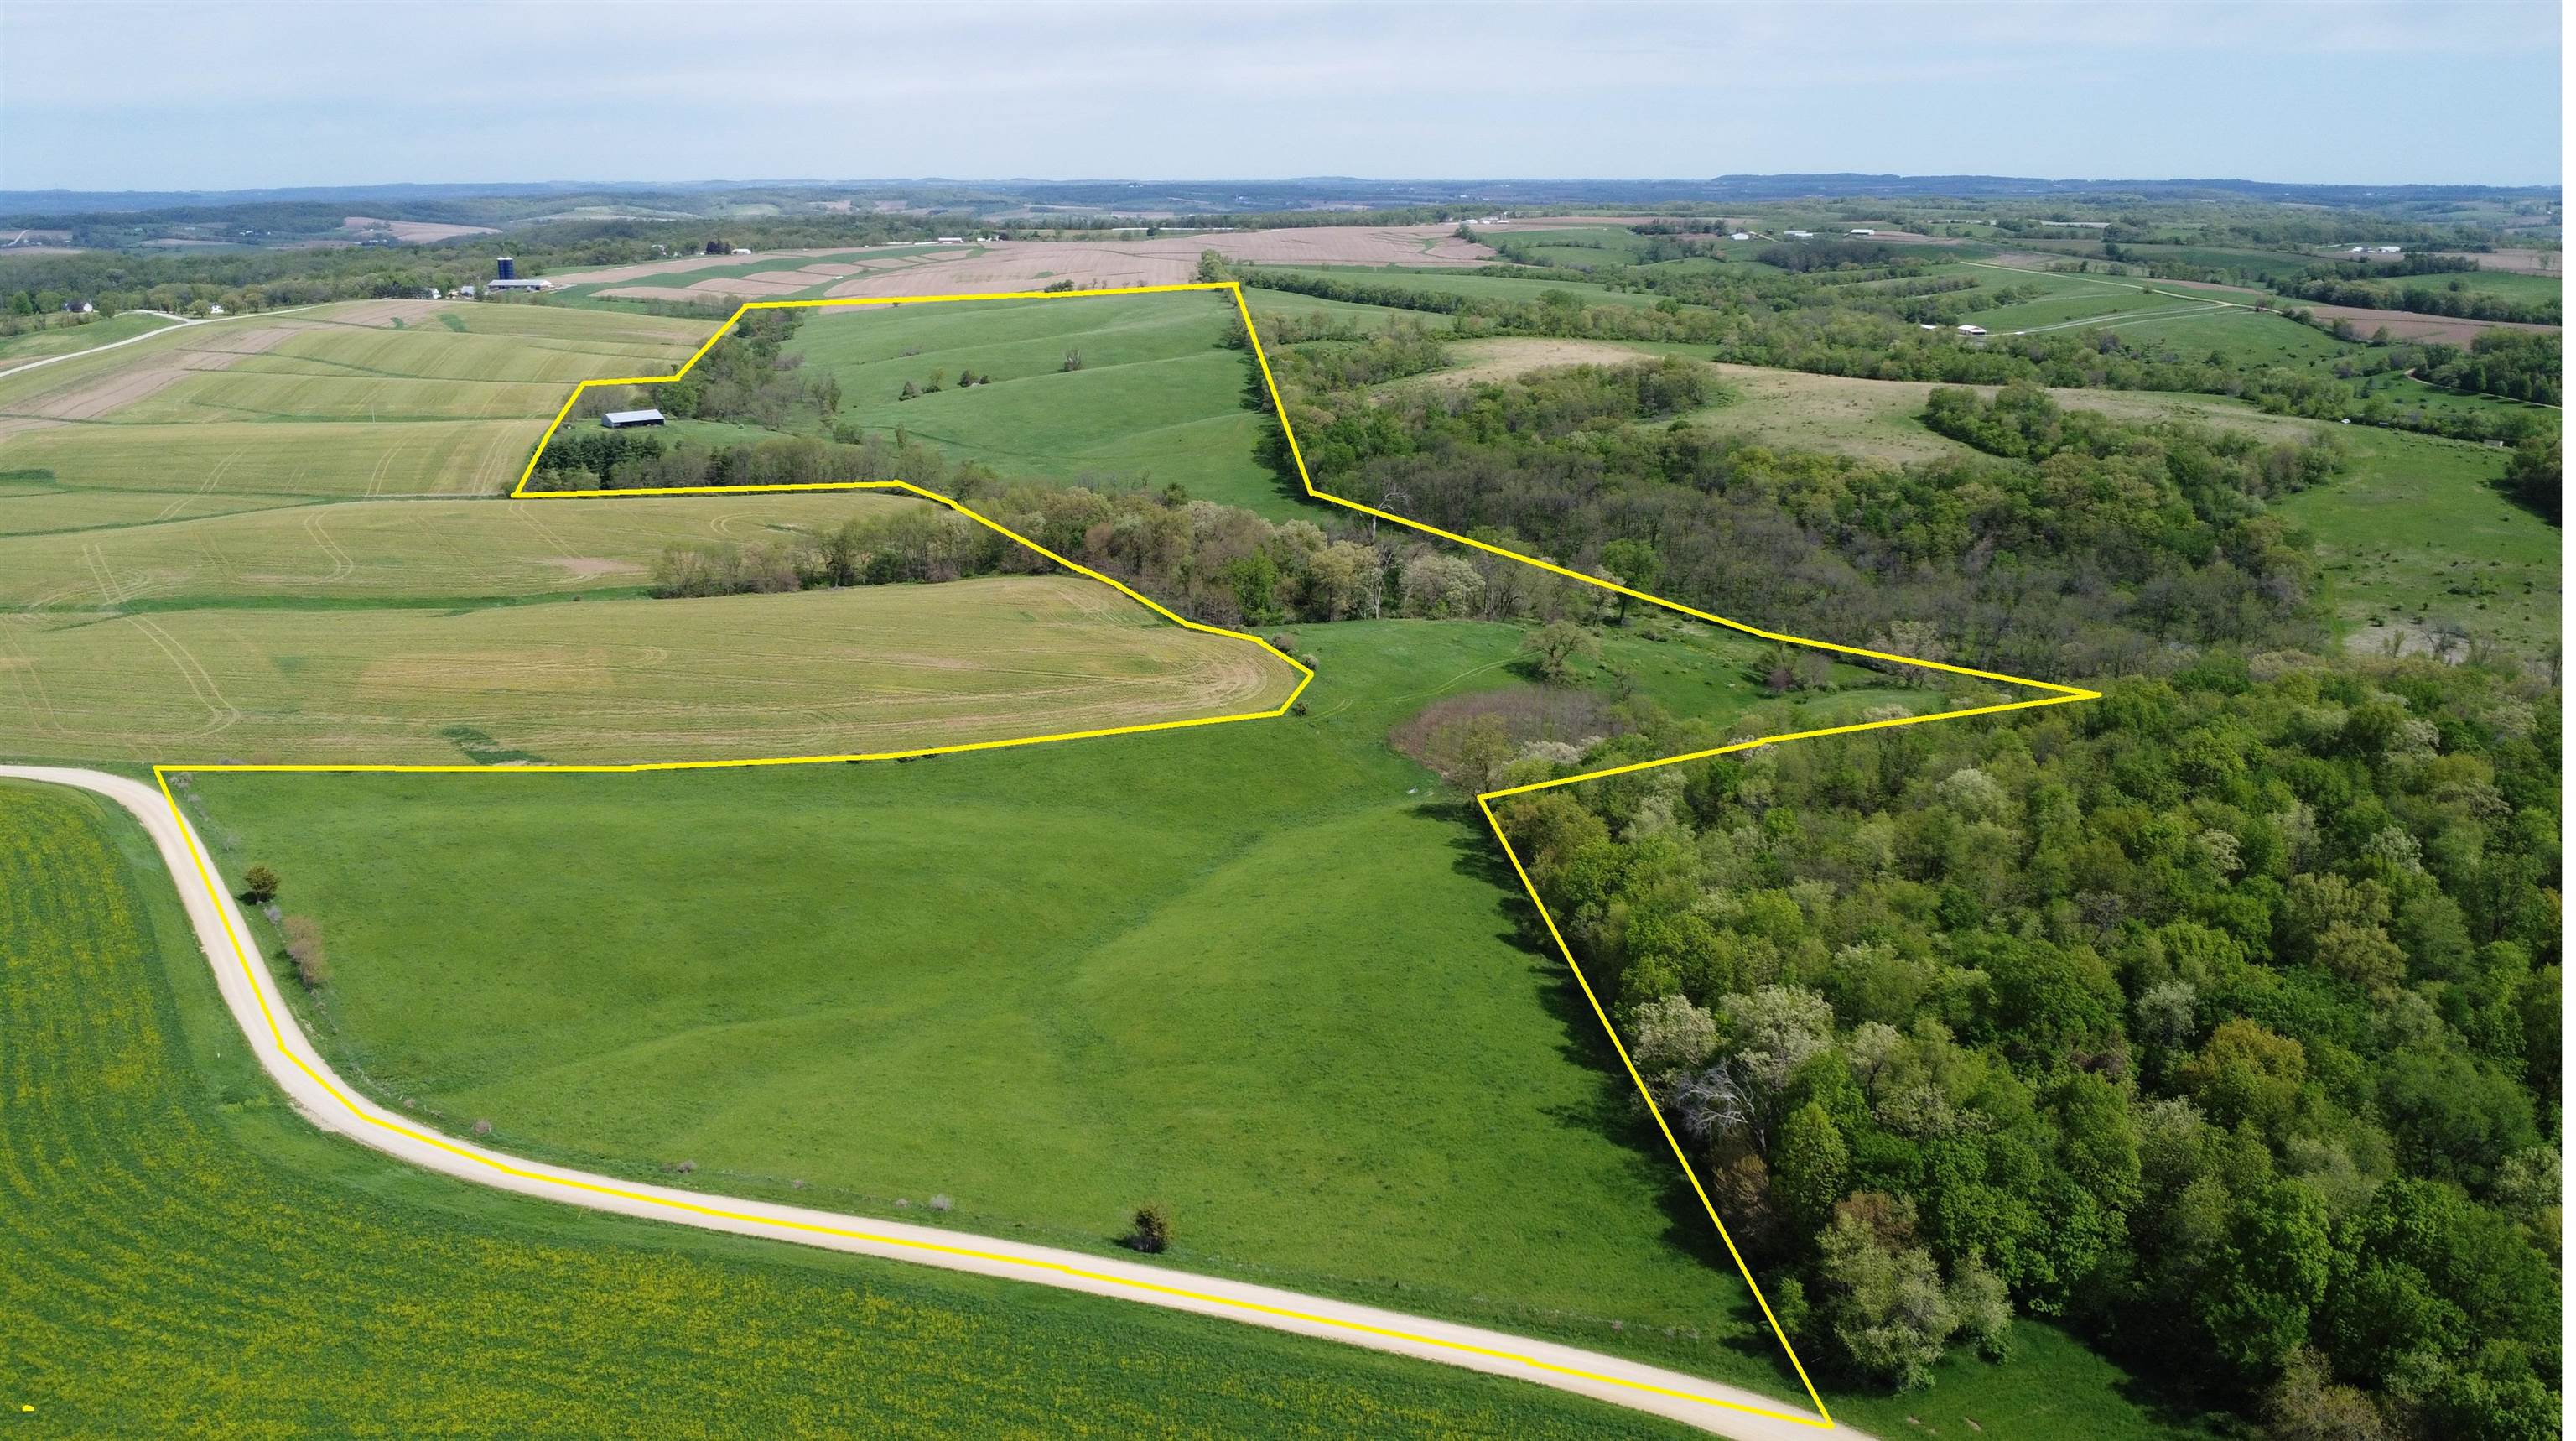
[2268,273,2558,326]
[1502,658,2558,1437]
[2415,332,2563,407]
[1279,361,2335,679]
[641,479,1614,632]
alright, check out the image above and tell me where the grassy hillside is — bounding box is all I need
[0,779,1698,1439]
[783,291,1300,517]
[184,615,2069,1407]
[187,622,1808,1386]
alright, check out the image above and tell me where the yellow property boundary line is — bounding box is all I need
[143,279,2100,1432]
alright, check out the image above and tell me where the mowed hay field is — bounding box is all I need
[787,290,1297,516]
[0,782,1696,1440]
[0,573,1296,766]
[0,492,919,609]
[0,300,717,509]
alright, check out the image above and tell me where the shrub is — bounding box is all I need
[242,865,280,904]
[1125,1203,1171,1254]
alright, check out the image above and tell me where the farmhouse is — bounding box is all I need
[600,408,665,429]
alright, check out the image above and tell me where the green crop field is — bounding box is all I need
[0,310,185,363]
[782,290,1301,517]
[0,779,1697,1439]
[0,572,1294,767]
[4,418,556,501]
[0,486,315,538]
[2280,427,2554,658]
[0,492,917,610]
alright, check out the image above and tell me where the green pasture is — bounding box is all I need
[0,780,1696,1439]
[0,310,184,364]
[2280,428,2555,658]
[784,290,1300,517]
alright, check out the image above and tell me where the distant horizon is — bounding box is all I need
[1,171,2558,211]
[3,2,2558,192]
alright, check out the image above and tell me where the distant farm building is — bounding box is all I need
[731,247,753,255]
[2373,245,2403,254]
[488,278,553,292]
[1729,231,1753,240]
[1783,229,1815,239]
[1848,228,1876,236]
[1955,324,1987,336]
[496,256,517,279]
[601,408,665,429]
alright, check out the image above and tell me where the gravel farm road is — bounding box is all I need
[2,764,1870,1441]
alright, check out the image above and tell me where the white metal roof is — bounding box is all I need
[602,408,665,425]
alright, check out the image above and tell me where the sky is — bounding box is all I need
[1,1,2561,193]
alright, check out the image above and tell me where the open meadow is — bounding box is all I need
[0,779,1700,1440]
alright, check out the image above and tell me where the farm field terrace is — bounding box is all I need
[0,492,931,609]
[179,616,2200,1435]
[0,779,1702,1440]
[0,570,1295,767]
[0,299,719,505]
